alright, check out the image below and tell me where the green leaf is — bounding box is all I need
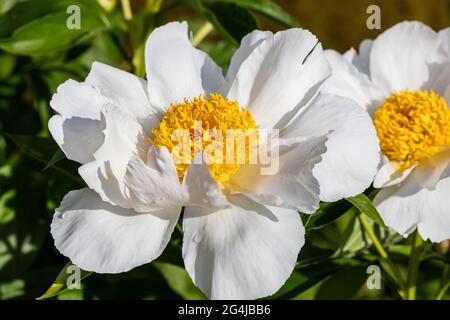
[202,0,299,27]
[0,0,109,55]
[0,53,16,79]
[346,193,386,227]
[153,262,206,300]
[7,134,83,184]
[43,149,65,171]
[0,0,107,37]
[303,199,353,231]
[273,258,363,299]
[202,2,258,44]
[37,262,92,300]
[7,134,58,164]
[184,0,258,45]
[314,267,368,299]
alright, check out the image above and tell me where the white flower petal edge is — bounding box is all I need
[343,39,373,76]
[145,21,226,110]
[51,188,181,273]
[86,62,161,133]
[282,94,380,202]
[225,30,272,87]
[48,114,104,165]
[124,146,186,212]
[124,148,228,211]
[229,135,328,213]
[369,21,448,94]
[374,163,450,242]
[48,80,105,164]
[181,152,228,209]
[321,50,384,116]
[79,105,149,209]
[227,28,331,129]
[439,27,450,58]
[373,156,416,188]
[49,61,161,164]
[182,194,304,300]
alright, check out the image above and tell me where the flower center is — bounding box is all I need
[150,93,259,186]
[373,90,450,170]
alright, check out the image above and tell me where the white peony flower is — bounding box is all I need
[322,21,450,243]
[48,21,379,299]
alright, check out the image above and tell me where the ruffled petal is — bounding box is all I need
[51,188,181,273]
[282,94,380,202]
[227,28,331,129]
[145,21,225,110]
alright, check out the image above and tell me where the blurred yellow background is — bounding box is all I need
[274,0,450,52]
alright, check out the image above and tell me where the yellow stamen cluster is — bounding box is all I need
[373,90,450,170]
[151,93,259,186]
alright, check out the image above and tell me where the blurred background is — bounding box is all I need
[0,0,449,300]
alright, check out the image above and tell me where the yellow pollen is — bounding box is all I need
[150,93,259,186]
[373,90,450,170]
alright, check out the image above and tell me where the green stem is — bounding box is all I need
[406,230,422,300]
[435,264,450,300]
[132,42,146,78]
[192,22,214,47]
[435,281,450,300]
[358,213,406,298]
[120,0,133,21]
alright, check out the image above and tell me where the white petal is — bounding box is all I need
[438,27,450,56]
[79,106,149,208]
[48,115,104,164]
[343,39,373,76]
[374,166,450,242]
[428,62,450,104]
[182,194,304,299]
[51,188,181,273]
[373,156,416,188]
[227,28,331,129]
[225,30,272,85]
[373,183,420,238]
[417,176,450,242]
[182,152,228,209]
[125,147,186,212]
[229,135,327,213]
[48,80,106,164]
[145,21,225,110]
[370,21,448,94]
[49,79,104,120]
[86,62,161,133]
[282,94,380,202]
[411,150,450,189]
[322,50,384,116]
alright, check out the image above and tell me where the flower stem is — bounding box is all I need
[406,230,423,300]
[192,22,214,47]
[120,0,133,21]
[357,213,406,298]
[132,42,146,78]
[435,281,450,300]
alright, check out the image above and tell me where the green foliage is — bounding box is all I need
[346,193,386,227]
[0,0,111,55]
[37,262,92,300]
